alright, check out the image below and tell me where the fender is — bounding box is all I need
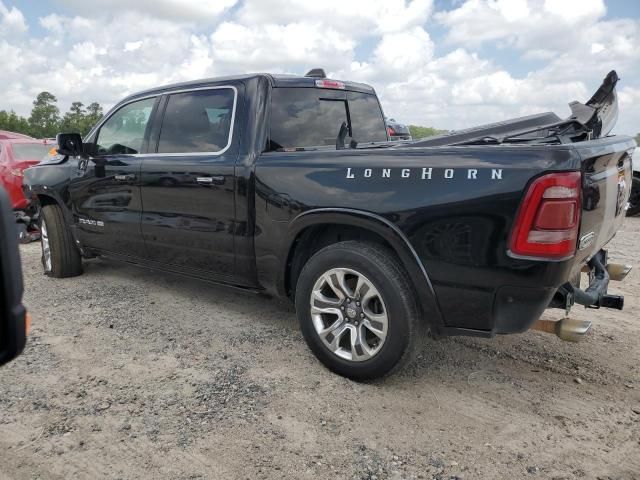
[25,186,74,226]
[283,208,446,332]
[24,186,93,257]
[23,160,76,226]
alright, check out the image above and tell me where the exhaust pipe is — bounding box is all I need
[532,317,592,342]
[607,263,632,281]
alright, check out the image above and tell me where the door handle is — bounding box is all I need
[114,174,136,182]
[197,176,225,185]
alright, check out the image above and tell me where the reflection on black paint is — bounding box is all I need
[415,216,495,266]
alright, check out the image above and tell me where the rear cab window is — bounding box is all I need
[269,87,387,151]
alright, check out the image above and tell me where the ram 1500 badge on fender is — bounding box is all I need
[23,69,635,379]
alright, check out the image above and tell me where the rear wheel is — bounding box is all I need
[295,241,420,380]
[627,174,640,217]
[39,204,82,278]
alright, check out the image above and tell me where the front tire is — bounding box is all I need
[295,241,420,380]
[39,204,82,278]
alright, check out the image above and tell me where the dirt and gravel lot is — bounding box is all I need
[1,218,639,480]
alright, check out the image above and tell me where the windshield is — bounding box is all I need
[12,143,53,160]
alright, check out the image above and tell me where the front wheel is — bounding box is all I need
[39,204,82,278]
[295,241,420,380]
[626,175,640,217]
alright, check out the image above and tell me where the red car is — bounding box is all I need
[0,131,54,211]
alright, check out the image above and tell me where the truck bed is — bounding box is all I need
[255,134,635,335]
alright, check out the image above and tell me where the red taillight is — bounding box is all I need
[387,126,395,136]
[509,172,582,260]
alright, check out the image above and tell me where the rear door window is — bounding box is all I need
[156,88,236,154]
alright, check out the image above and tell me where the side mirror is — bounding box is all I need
[0,187,27,367]
[56,132,84,157]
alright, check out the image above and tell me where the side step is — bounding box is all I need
[531,317,592,342]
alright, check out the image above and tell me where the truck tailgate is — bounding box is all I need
[574,135,636,265]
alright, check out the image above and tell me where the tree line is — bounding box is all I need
[408,125,448,139]
[0,92,104,139]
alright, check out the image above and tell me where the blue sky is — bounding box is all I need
[1,0,639,134]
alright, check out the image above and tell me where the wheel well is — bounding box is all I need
[285,224,394,298]
[36,194,57,207]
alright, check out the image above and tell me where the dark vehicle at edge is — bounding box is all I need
[0,187,28,367]
[23,70,635,379]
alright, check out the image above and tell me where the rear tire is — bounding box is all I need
[295,241,420,380]
[39,204,82,278]
[626,174,640,217]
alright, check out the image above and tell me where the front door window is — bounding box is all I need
[95,97,156,155]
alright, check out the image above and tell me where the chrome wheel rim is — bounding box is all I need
[41,218,52,272]
[310,268,388,362]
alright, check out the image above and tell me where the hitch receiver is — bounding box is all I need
[599,294,624,310]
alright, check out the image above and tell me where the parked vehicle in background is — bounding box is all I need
[0,131,54,241]
[385,118,412,141]
[0,130,33,141]
[627,150,640,216]
[24,70,634,379]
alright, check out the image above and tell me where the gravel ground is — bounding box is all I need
[1,218,639,479]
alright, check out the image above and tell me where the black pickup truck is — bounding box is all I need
[23,70,634,379]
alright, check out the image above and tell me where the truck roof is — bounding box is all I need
[121,72,376,104]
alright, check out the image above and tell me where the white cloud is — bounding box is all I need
[436,0,607,52]
[123,41,143,52]
[0,0,638,137]
[0,0,27,34]
[618,86,640,138]
[210,21,355,73]
[55,0,238,21]
[373,27,434,74]
[235,0,433,36]
[543,0,606,23]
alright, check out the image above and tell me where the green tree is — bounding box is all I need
[1,94,104,138]
[81,102,104,135]
[408,125,448,139]
[0,110,31,136]
[28,92,60,138]
[60,101,86,134]
[635,132,639,145]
